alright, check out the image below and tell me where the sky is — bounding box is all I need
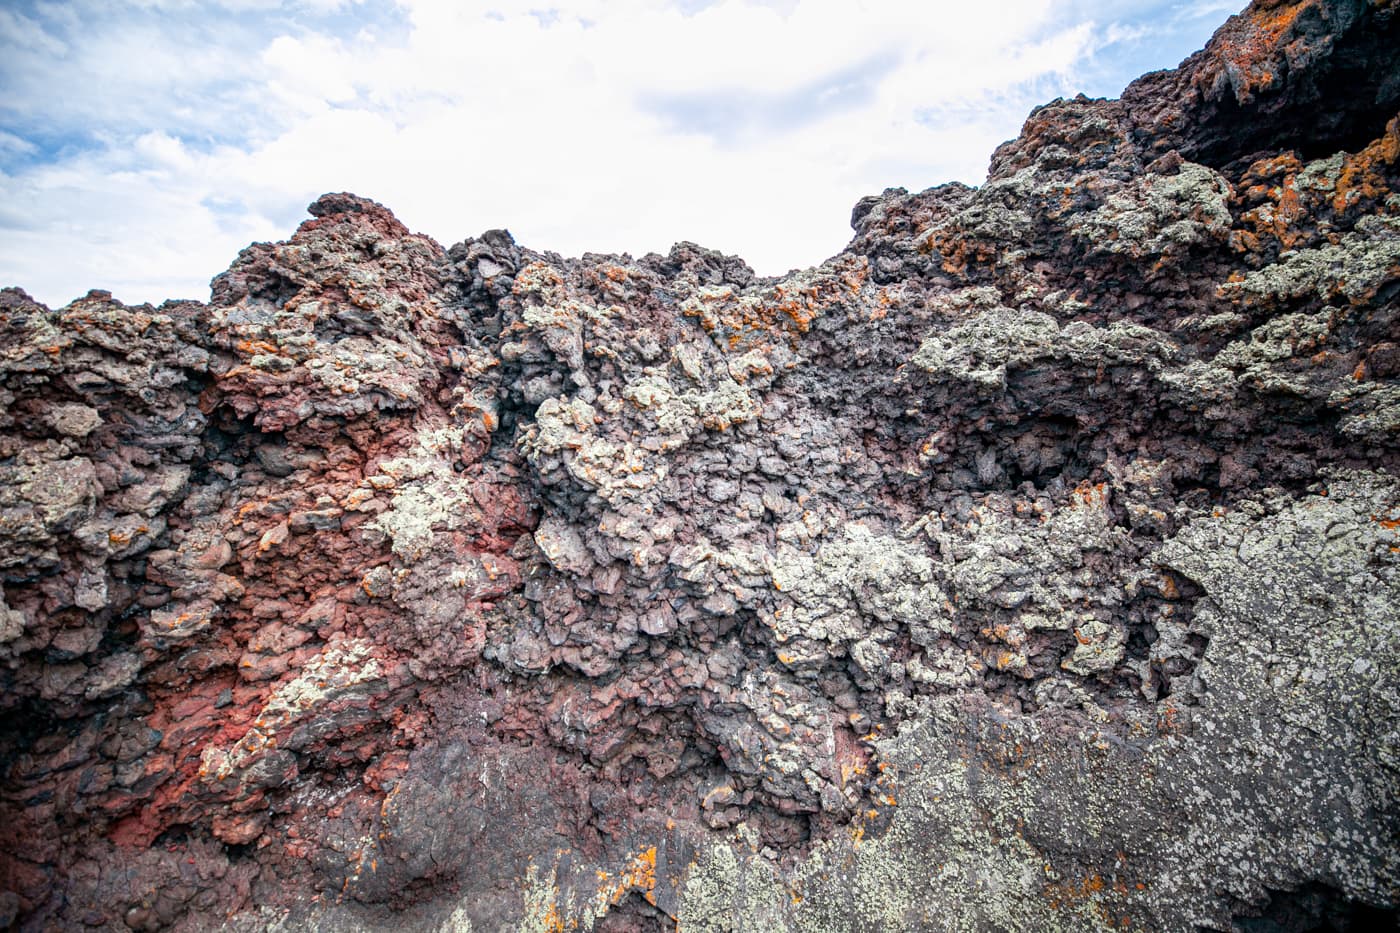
[0,0,1242,308]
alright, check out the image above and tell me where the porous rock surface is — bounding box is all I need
[3,1,1399,930]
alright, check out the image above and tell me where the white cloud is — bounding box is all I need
[0,130,37,156]
[0,0,1231,307]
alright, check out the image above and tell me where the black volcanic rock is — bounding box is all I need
[2,1,1398,930]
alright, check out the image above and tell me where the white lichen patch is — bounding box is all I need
[1070,162,1233,257]
[369,423,483,563]
[911,306,1178,392]
[768,524,951,662]
[200,637,384,784]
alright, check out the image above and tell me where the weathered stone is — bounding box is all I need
[2,3,1399,929]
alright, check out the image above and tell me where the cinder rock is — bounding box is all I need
[2,2,1399,929]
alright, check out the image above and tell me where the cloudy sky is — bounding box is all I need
[0,0,1240,308]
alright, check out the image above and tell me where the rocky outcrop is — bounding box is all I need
[2,1,1398,930]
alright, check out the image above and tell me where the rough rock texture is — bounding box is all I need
[2,1,1399,930]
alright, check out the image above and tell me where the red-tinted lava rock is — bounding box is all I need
[2,2,1398,930]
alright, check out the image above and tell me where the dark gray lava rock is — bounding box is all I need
[1,1,1398,930]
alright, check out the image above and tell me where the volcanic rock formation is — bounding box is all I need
[3,1,1399,930]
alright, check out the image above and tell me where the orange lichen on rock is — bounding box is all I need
[1043,872,1109,910]
[1332,115,1400,214]
[597,846,661,911]
[1224,0,1314,96]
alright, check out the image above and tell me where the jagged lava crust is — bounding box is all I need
[2,1,1399,930]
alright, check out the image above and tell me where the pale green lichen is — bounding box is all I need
[370,424,483,562]
[248,472,1399,932]
[1329,382,1400,441]
[1070,162,1233,257]
[910,306,1178,391]
[1221,213,1400,306]
[767,524,951,665]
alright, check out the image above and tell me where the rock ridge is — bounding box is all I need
[1,1,1398,930]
